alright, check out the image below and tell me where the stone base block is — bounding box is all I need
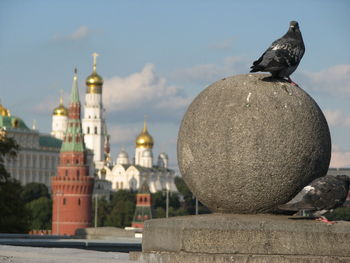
[135,214,350,263]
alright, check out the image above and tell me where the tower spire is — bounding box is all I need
[92,52,99,73]
[71,68,79,103]
[59,90,64,105]
[143,115,148,132]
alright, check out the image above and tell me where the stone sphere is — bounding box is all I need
[177,74,331,213]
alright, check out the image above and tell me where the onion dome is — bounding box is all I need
[135,119,154,149]
[53,95,68,116]
[86,53,103,94]
[0,102,10,117]
[118,149,129,159]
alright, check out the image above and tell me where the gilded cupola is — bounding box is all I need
[0,101,10,117]
[135,119,154,149]
[53,94,68,116]
[86,52,103,94]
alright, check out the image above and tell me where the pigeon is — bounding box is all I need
[250,21,305,86]
[278,175,350,223]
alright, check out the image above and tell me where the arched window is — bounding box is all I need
[63,198,66,205]
[87,127,90,134]
[116,182,119,189]
[94,126,97,134]
[78,198,81,206]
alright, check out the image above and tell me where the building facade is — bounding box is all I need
[100,120,178,194]
[1,102,61,188]
[51,69,94,236]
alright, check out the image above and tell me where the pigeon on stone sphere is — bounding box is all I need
[250,21,305,86]
[278,175,350,222]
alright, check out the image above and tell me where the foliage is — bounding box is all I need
[104,190,136,228]
[174,176,211,215]
[26,196,52,230]
[0,135,30,233]
[0,135,19,182]
[91,196,110,227]
[21,182,50,204]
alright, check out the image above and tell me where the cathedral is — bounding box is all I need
[51,54,178,194]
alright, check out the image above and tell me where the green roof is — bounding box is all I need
[39,135,62,149]
[0,115,30,131]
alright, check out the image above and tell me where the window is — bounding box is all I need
[77,170,80,177]
[94,126,97,134]
[63,198,66,205]
[87,127,90,134]
[65,170,68,176]
[78,198,81,206]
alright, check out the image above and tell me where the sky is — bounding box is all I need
[0,0,349,169]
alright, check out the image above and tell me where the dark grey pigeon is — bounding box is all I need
[278,175,350,218]
[250,21,305,86]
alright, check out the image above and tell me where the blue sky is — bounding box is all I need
[1,0,349,168]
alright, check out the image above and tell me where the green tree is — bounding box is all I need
[105,190,136,228]
[175,176,210,215]
[26,196,52,230]
[91,196,110,227]
[21,182,49,203]
[152,191,182,218]
[0,134,30,233]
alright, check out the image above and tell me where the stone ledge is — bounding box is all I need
[141,214,350,260]
[137,251,350,263]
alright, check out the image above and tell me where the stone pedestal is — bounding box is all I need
[135,214,350,263]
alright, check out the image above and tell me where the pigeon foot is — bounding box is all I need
[316,216,336,224]
[287,77,300,87]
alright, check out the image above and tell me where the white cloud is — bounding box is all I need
[53,26,90,41]
[330,149,350,168]
[330,145,350,168]
[324,109,350,128]
[171,56,249,85]
[298,64,350,96]
[103,64,192,113]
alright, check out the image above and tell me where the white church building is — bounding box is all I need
[51,54,177,194]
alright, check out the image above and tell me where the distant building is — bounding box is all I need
[51,69,94,236]
[51,54,107,172]
[132,182,152,229]
[99,119,178,194]
[1,102,61,187]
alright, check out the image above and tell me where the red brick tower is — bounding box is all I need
[132,182,152,229]
[51,69,94,235]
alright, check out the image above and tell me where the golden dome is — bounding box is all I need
[135,119,154,149]
[0,103,10,117]
[86,53,103,94]
[53,96,68,116]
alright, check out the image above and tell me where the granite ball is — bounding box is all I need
[177,74,331,213]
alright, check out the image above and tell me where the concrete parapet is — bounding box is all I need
[135,214,350,263]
